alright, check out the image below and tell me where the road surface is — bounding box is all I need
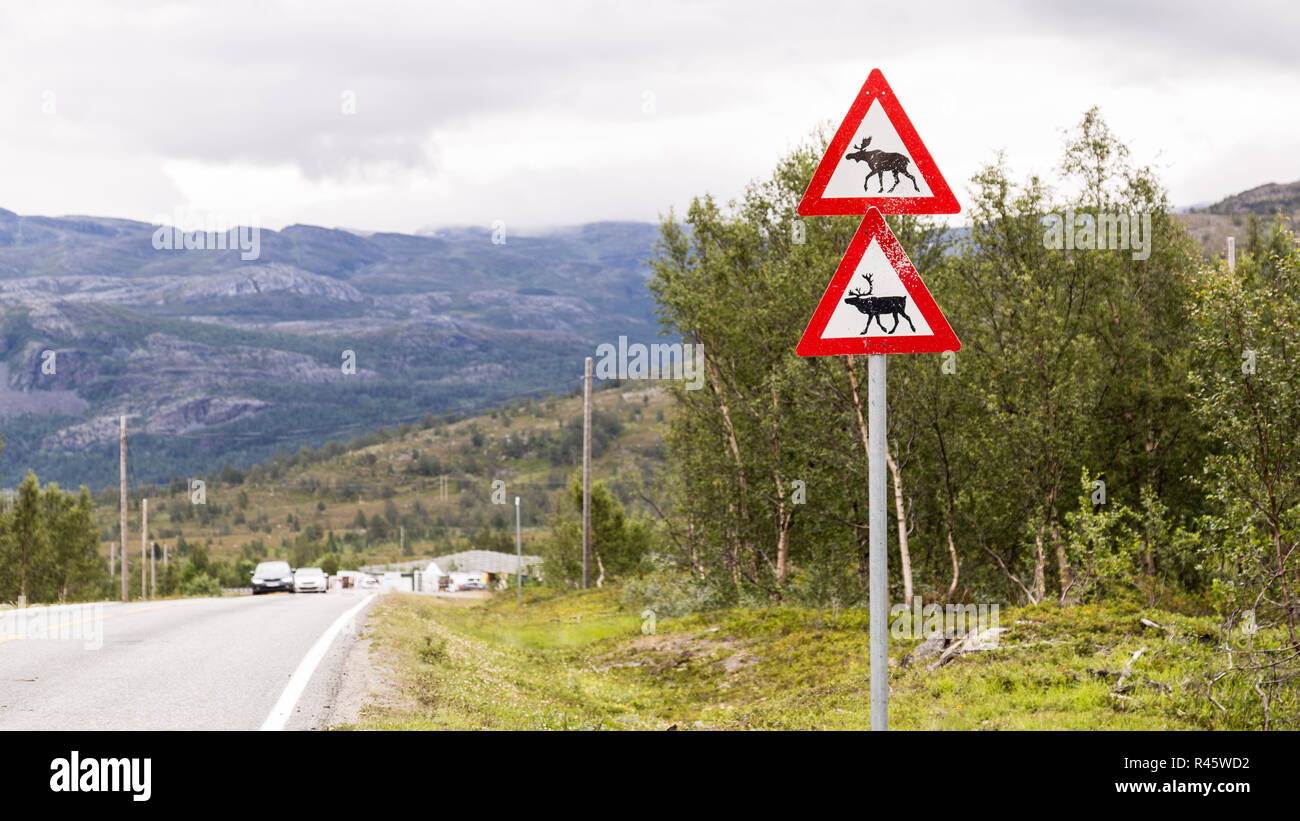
[0,590,376,730]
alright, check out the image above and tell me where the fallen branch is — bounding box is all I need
[928,626,1009,670]
[1115,646,1146,691]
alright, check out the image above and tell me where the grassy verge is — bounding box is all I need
[350,588,1294,730]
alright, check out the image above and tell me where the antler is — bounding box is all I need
[847,288,867,298]
[860,272,874,294]
[854,136,872,150]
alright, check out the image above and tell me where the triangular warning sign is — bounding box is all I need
[797,208,960,356]
[798,69,959,216]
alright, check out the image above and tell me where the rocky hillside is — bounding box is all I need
[1204,179,1300,216]
[1179,179,1300,257]
[0,210,662,488]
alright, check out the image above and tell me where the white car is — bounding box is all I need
[293,566,328,593]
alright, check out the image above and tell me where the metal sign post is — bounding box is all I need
[867,354,888,730]
[796,69,960,731]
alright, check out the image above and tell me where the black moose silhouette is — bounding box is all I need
[845,136,919,194]
[844,273,916,334]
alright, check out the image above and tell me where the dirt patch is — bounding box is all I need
[323,613,414,728]
[596,627,762,675]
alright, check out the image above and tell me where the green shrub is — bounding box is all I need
[617,560,718,618]
[419,636,447,664]
[180,573,223,597]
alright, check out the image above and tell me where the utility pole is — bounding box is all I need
[109,542,115,580]
[515,495,522,606]
[120,416,128,603]
[150,541,156,599]
[400,525,405,555]
[868,354,888,731]
[1227,236,1236,271]
[141,497,148,600]
[582,356,592,589]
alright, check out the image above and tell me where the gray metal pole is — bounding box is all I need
[515,495,522,606]
[582,356,592,589]
[1227,236,1235,271]
[868,354,888,731]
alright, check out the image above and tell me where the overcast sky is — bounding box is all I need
[1,0,1297,234]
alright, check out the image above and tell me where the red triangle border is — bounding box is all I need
[796,208,960,356]
[798,69,960,216]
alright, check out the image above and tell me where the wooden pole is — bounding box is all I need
[141,498,148,600]
[120,416,128,603]
[515,495,522,606]
[582,356,592,589]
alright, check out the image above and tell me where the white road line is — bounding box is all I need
[260,593,376,731]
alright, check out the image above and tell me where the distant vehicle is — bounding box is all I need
[359,575,379,589]
[448,571,488,591]
[251,561,294,594]
[293,566,328,594]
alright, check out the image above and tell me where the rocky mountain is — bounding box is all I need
[0,209,662,488]
[1203,179,1300,216]
[1178,179,1299,257]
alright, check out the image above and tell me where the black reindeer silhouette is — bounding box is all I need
[845,136,919,194]
[844,273,915,334]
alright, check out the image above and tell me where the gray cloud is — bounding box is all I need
[0,0,1297,231]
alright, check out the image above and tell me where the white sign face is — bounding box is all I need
[818,236,935,340]
[818,99,935,201]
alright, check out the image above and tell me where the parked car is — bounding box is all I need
[293,566,328,593]
[251,561,294,594]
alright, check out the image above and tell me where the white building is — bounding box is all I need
[420,549,543,592]
[380,571,412,592]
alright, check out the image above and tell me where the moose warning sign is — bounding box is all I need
[796,207,959,355]
[798,69,959,215]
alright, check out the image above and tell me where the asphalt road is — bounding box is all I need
[0,589,376,730]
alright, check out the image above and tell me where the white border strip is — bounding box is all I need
[260,593,376,731]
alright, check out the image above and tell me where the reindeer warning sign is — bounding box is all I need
[798,69,959,216]
[796,208,959,355]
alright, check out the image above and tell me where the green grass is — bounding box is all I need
[349,589,1297,730]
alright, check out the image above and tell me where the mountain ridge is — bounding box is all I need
[1202,179,1300,216]
[0,210,663,488]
